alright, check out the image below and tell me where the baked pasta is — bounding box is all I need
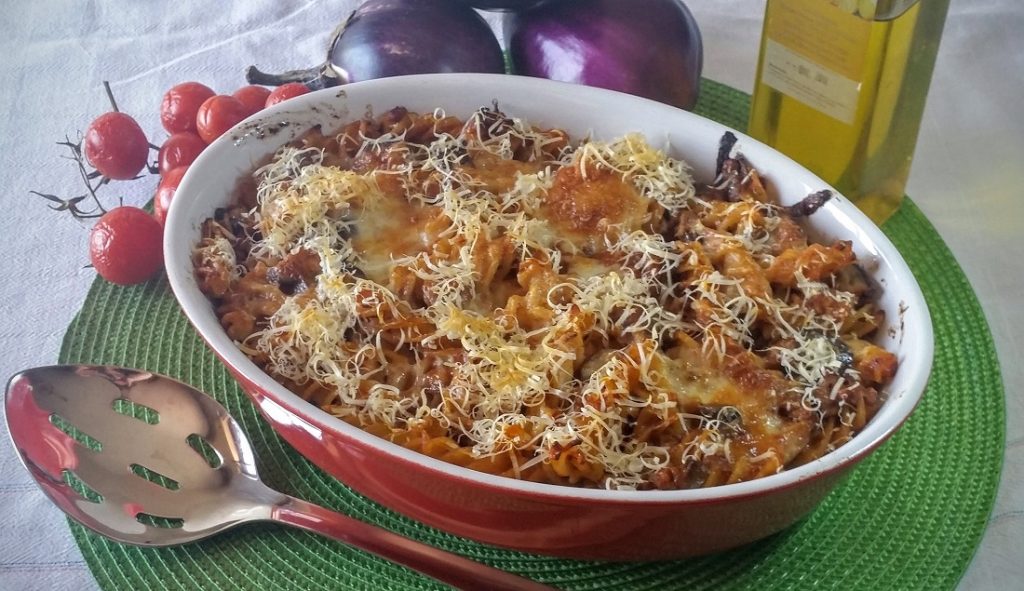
[193,106,898,490]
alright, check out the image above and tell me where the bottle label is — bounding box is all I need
[761,0,872,124]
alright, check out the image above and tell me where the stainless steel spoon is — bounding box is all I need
[5,365,553,591]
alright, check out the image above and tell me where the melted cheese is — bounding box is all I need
[225,106,882,490]
[567,133,697,213]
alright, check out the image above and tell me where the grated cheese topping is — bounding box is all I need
[200,106,891,490]
[566,133,698,212]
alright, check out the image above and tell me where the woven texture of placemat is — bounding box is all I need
[57,79,1005,590]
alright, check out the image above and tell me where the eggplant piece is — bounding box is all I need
[703,132,836,215]
[835,263,879,306]
[833,338,855,375]
[715,131,738,177]
[703,133,758,202]
[786,190,833,218]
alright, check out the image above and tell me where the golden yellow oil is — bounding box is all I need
[748,0,949,223]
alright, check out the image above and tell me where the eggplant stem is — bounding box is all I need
[245,63,341,90]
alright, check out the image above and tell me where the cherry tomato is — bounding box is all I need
[153,166,188,225]
[160,82,215,134]
[89,206,164,285]
[265,83,310,108]
[83,112,149,180]
[233,85,272,117]
[195,95,247,144]
[157,132,205,176]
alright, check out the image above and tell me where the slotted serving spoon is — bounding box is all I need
[4,365,553,591]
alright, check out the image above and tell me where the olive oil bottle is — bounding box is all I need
[748,0,950,223]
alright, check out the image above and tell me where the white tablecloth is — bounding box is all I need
[1,1,1021,589]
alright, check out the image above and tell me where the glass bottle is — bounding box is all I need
[748,0,950,223]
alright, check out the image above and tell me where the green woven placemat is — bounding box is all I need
[58,80,1005,590]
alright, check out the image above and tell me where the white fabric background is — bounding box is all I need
[1,1,1021,589]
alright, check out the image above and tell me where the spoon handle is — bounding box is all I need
[271,497,554,591]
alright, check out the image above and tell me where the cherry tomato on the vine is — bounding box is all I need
[196,95,247,144]
[89,206,164,285]
[265,83,310,108]
[153,166,188,225]
[83,112,149,180]
[157,132,205,176]
[233,85,272,118]
[160,82,215,134]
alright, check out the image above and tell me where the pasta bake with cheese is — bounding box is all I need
[193,106,898,490]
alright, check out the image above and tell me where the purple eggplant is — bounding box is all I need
[505,0,703,110]
[248,0,505,89]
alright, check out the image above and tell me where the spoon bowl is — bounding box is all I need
[5,365,551,591]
